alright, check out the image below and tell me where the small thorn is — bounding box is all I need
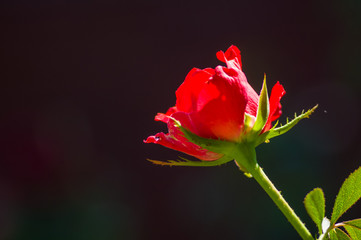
[244,172,253,178]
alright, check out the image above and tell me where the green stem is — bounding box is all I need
[251,165,314,240]
[233,146,313,240]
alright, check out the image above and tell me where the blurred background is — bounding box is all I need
[1,0,360,239]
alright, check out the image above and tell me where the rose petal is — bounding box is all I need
[176,68,216,113]
[144,118,222,161]
[216,46,259,117]
[263,81,286,131]
[175,65,248,141]
[155,106,177,123]
[216,45,242,70]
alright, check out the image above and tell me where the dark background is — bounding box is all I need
[1,0,360,239]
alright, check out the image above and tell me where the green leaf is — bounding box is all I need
[328,228,352,240]
[344,219,361,229]
[343,219,361,240]
[344,226,361,240]
[331,167,361,224]
[263,104,318,140]
[147,155,234,167]
[329,229,337,240]
[304,188,326,234]
[251,75,269,134]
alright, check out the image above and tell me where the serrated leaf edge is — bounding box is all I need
[304,187,326,235]
[331,166,361,224]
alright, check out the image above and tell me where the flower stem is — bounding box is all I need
[250,165,314,240]
[233,145,313,240]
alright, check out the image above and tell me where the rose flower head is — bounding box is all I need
[145,46,317,167]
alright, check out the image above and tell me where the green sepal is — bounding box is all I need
[304,187,326,235]
[243,113,255,135]
[249,75,269,137]
[260,104,318,141]
[254,121,278,147]
[147,155,234,167]
[172,117,258,173]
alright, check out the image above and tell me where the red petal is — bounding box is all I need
[216,46,259,117]
[155,106,177,123]
[263,82,286,132]
[144,117,223,161]
[244,83,259,118]
[216,45,242,70]
[174,46,263,141]
[176,68,216,113]
[175,66,248,141]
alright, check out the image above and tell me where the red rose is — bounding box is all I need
[145,46,285,161]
